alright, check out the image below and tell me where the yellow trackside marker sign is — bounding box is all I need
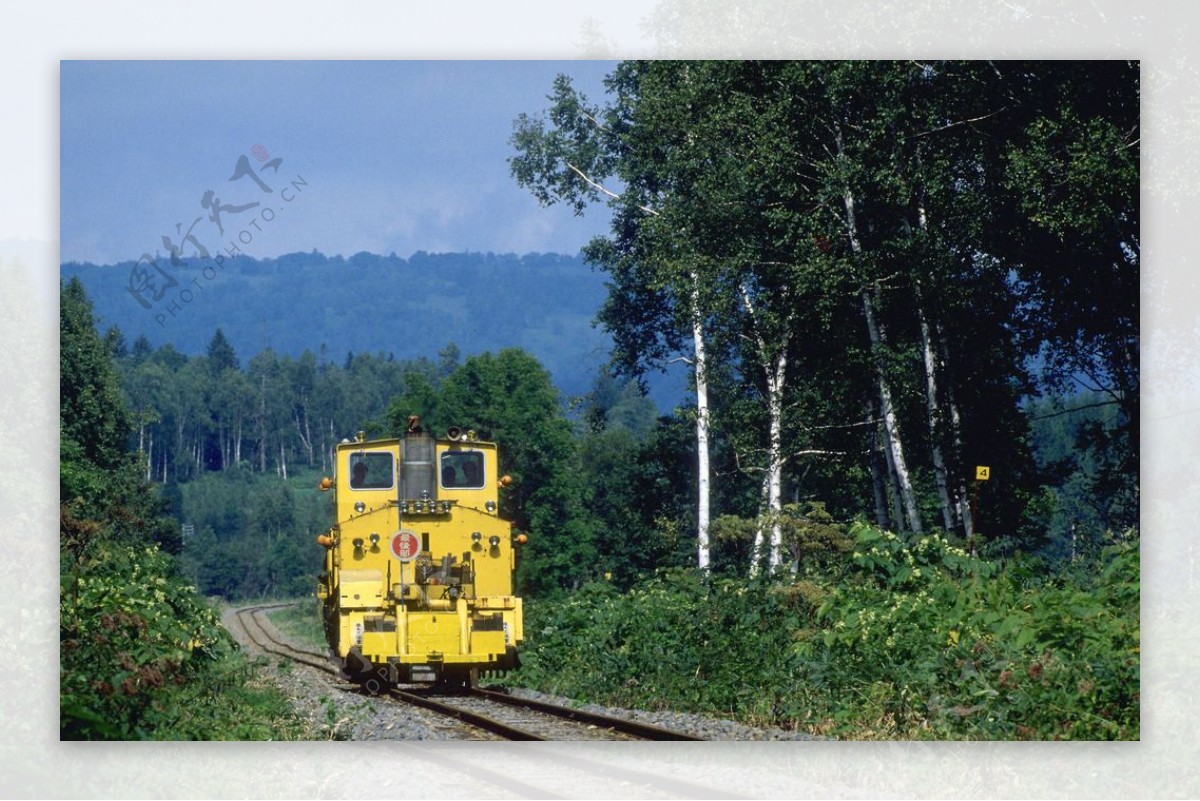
[975,466,991,481]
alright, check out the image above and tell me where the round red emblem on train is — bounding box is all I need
[390,530,420,562]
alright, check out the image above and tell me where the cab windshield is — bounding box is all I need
[440,451,485,489]
[349,451,395,490]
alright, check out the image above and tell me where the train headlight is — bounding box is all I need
[471,531,482,542]
[352,538,364,553]
[485,501,497,513]
[488,535,501,548]
[369,533,380,547]
[354,501,366,514]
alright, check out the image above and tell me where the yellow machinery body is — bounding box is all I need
[316,429,523,689]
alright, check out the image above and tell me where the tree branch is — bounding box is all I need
[565,161,659,217]
[1027,399,1123,421]
[912,106,1009,139]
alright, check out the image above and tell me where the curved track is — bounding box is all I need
[228,603,704,742]
[232,603,340,675]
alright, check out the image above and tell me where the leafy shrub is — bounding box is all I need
[513,570,815,719]
[510,523,1139,740]
[60,536,304,740]
[795,523,1139,738]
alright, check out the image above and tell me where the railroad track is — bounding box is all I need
[391,685,704,741]
[231,603,341,675]
[227,603,705,743]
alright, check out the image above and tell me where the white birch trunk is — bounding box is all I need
[694,336,712,571]
[839,166,923,533]
[861,287,924,533]
[866,401,891,528]
[765,349,787,571]
[878,411,905,530]
[689,272,712,571]
[749,471,770,578]
[739,283,790,570]
[915,277,956,532]
[938,330,973,537]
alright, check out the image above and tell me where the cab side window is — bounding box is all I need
[440,451,485,489]
[349,452,395,490]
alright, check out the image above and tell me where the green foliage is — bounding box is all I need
[61,537,230,738]
[513,572,808,715]
[1025,393,1137,560]
[175,467,330,600]
[511,60,1137,558]
[268,603,327,651]
[60,280,306,740]
[712,502,853,576]
[511,523,1139,740]
[61,277,132,473]
[389,348,597,595]
[804,523,1139,739]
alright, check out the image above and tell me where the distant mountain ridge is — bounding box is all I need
[61,250,633,402]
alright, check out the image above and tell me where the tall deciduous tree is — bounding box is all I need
[511,67,717,570]
[514,60,1136,563]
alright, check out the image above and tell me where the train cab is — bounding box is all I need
[316,424,523,690]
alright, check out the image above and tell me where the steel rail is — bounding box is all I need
[234,603,340,675]
[470,687,706,741]
[389,688,547,740]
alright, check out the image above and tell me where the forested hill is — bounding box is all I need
[60,250,622,402]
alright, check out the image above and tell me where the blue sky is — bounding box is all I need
[60,61,617,265]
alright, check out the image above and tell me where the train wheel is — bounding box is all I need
[434,672,470,695]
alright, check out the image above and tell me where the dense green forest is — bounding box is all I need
[61,59,1138,740]
[60,280,307,739]
[59,250,680,404]
[510,60,1137,573]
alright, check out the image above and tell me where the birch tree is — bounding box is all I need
[510,66,719,569]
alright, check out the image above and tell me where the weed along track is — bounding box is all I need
[225,602,704,742]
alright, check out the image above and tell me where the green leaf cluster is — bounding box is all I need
[806,525,1139,738]
[512,572,811,717]
[510,523,1139,740]
[60,279,305,739]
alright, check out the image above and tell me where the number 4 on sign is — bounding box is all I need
[975,466,991,481]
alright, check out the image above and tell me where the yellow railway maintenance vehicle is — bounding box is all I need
[316,420,525,692]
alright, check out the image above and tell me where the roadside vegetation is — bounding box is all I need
[512,522,1139,740]
[268,603,327,651]
[60,280,306,740]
